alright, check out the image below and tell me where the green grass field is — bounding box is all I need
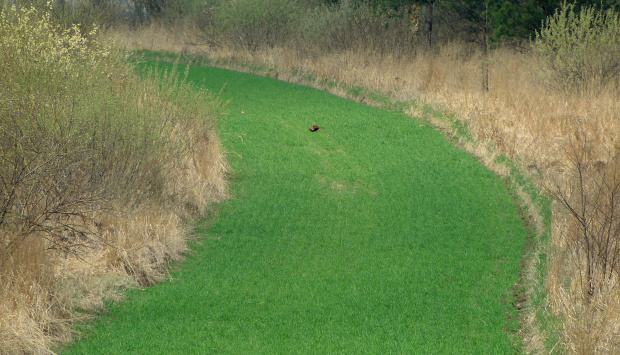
[61,60,528,354]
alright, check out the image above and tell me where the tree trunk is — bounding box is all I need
[482,0,489,91]
[422,1,434,50]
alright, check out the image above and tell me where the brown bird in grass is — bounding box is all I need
[309,125,325,132]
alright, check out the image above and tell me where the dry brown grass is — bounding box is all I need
[547,213,620,354]
[0,133,227,354]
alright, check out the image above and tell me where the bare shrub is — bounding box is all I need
[293,2,419,58]
[544,134,620,300]
[212,0,302,51]
[541,132,620,353]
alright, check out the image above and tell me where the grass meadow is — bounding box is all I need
[107,14,620,350]
[61,60,528,353]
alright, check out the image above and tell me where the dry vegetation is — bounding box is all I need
[0,3,227,354]
[105,4,620,353]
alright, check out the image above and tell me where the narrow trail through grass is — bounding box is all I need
[62,60,528,354]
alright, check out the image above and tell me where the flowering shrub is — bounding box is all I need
[532,3,620,93]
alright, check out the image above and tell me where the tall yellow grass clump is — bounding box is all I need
[0,2,227,353]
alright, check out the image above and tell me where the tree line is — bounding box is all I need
[324,0,620,45]
[118,0,620,48]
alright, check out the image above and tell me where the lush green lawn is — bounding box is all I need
[62,60,527,354]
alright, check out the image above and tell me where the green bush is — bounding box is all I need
[532,2,620,93]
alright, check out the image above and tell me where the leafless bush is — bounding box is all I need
[293,2,419,58]
[211,0,301,51]
[544,132,620,302]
